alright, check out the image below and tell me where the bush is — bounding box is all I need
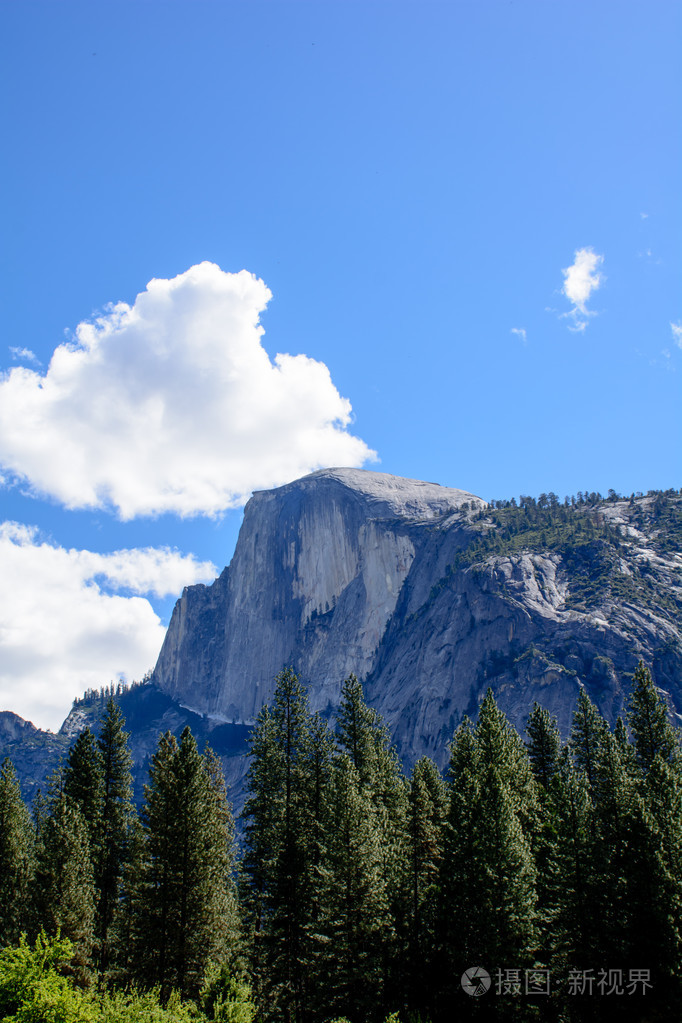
[0,932,96,1023]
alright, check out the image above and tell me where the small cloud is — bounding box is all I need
[640,212,649,219]
[560,247,604,331]
[9,347,41,365]
[510,328,527,344]
[671,322,682,349]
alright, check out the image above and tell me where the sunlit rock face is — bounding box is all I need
[154,471,682,769]
[154,468,484,725]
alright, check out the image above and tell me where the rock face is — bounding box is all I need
[154,470,682,768]
[154,469,484,724]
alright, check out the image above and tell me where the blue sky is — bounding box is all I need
[0,0,680,728]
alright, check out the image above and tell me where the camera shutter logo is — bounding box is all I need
[461,967,491,997]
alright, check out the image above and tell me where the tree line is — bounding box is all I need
[1,664,681,1022]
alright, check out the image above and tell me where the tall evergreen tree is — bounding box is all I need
[255,669,319,1022]
[314,754,390,1023]
[544,751,599,971]
[33,791,96,981]
[526,702,561,791]
[589,727,681,1017]
[570,688,606,787]
[0,759,35,947]
[63,727,104,858]
[131,728,240,1001]
[96,699,135,972]
[403,756,446,1018]
[438,698,539,1020]
[242,704,281,965]
[628,661,679,773]
[335,672,409,997]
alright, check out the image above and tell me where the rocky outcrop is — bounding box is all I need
[154,468,484,724]
[154,471,682,770]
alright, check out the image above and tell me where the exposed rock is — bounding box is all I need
[153,472,682,774]
[154,468,484,724]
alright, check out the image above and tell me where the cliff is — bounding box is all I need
[153,471,682,766]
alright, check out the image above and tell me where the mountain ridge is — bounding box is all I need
[2,471,680,809]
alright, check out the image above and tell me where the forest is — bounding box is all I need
[1,663,681,1022]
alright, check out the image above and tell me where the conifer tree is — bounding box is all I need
[438,698,539,1019]
[130,728,239,1001]
[33,792,96,981]
[628,661,679,773]
[336,673,383,786]
[0,759,35,947]
[335,673,408,1004]
[570,688,606,787]
[590,726,680,1012]
[403,756,446,1018]
[63,727,104,857]
[314,754,390,1022]
[438,716,479,992]
[526,702,561,791]
[242,704,281,956]
[256,669,318,1022]
[94,699,135,973]
[544,750,599,971]
[243,672,339,1022]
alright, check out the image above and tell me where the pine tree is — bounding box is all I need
[544,750,599,971]
[96,699,135,972]
[438,697,539,1020]
[131,728,240,1001]
[243,671,339,1023]
[526,702,561,791]
[628,661,679,773]
[314,754,391,1022]
[33,791,96,981]
[242,703,282,967]
[590,727,680,1014]
[0,759,35,947]
[570,688,606,787]
[336,673,384,786]
[336,674,409,1007]
[63,727,104,858]
[403,756,446,1018]
[437,716,479,996]
[258,669,317,1022]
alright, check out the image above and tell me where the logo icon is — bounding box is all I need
[461,966,491,997]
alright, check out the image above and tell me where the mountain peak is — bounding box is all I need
[253,466,484,520]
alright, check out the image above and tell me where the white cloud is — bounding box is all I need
[671,322,682,349]
[0,522,216,730]
[510,327,527,344]
[560,247,604,331]
[0,263,376,519]
[9,346,41,365]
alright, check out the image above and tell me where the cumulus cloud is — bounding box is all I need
[671,322,682,349]
[0,522,216,730]
[0,263,376,519]
[510,327,527,344]
[560,247,604,332]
